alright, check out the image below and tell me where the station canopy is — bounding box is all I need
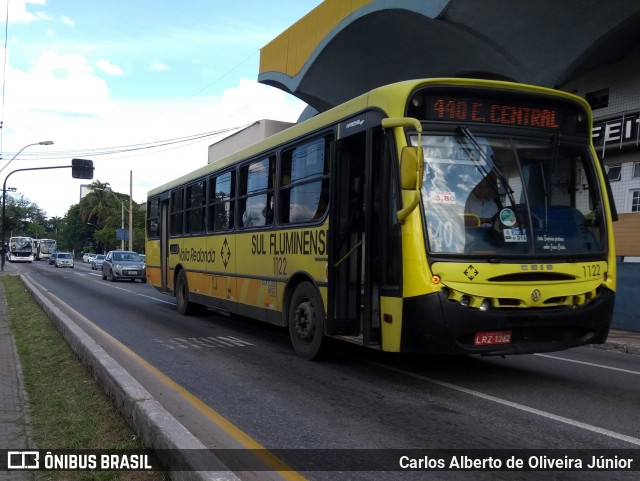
[259,0,640,117]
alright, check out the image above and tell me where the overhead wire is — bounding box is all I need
[0,123,251,163]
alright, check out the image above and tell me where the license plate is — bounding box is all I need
[128,271,139,276]
[474,330,512,346]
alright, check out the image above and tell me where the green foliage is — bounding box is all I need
[76,180,146,253]
[3,193,47,240]
[3,179,146,254]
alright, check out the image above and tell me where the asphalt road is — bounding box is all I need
[12,259,640,480]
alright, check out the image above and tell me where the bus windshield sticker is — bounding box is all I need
[503,228,527,242]
[538,235,567,252]
[423,145,489,166]
[429,191,457,204]
[499,208,517,227]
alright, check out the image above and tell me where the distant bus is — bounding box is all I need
[146,78,616,360]
[8,236,34,262]
[33,238,57,260]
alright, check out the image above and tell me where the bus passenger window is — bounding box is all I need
[208,171,235,231]
[147,197,160,239]
[280,137,330,224]
[170,188,184,236]
[239,157,274,228]
[185,180,206,235]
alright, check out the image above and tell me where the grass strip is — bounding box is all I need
[2,275,167,481]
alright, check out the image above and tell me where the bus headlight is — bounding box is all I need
[479,299,492,311]
[459,295,470,307]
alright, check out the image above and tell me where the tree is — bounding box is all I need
[71,180,146,253]
[59,204,91,253]
[45,216,65,236]
[3,194,47,238]
[78,180,113,227]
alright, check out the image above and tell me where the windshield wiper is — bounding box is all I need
[456,126,518,209]
[539,133,560,230]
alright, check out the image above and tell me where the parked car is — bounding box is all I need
[54,252,74,268]
[49,252,57,265]
[91,254,106,270]
[102,250,146,283]
[83,253,96,263]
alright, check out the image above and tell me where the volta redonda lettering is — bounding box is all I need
[251,230,327,256]
[179,248,216,263]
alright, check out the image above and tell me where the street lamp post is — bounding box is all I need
[0,141,54,175]
[0,141,53,270]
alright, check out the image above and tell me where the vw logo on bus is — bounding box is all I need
[531,289,542,301]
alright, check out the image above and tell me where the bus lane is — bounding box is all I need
[11,261,640,480]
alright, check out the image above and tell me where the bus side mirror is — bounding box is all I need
[397,146,424,223]
[400,146,423,190]
[381,117,424,223]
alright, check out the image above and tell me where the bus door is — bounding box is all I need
[329,115,382,346]
[159,196,170,292]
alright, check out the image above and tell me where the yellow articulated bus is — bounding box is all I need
[146,78,616,360]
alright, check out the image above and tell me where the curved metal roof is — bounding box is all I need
[259,0,640,113]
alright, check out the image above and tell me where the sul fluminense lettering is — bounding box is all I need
[251,230,327,256]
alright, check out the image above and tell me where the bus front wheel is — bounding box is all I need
[288,282,324,360]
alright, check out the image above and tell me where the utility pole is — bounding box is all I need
[129,170,133,251]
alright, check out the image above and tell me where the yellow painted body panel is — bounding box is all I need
[431,261,610,309]
[151,223,329,316]
[379,296,403,352]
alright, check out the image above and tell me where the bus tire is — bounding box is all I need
[288,281,324,360]
[176,270,205,315]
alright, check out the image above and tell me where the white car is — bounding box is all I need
[54,252,74,268]
[83,253,96,263]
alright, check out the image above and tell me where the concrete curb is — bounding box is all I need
[589,341,640,356]
[20,274,240,481]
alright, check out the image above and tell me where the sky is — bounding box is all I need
[0,0,320,218]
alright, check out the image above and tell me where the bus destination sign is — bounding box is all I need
[425,95,562,130]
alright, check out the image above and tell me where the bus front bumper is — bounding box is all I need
[400,288,614,355]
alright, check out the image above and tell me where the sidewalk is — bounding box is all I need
[0,264,32,480]
[0,263,638,478]
[596,328,640,356]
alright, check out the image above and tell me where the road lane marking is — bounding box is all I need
[367,361,640,447]
[154,336,255,350]
[535,353,640,376]
[135,293,175,305]
[95,279,176,305]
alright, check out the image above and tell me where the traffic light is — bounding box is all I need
[72,158,94,179]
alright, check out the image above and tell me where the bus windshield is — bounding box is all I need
[415,131,607,258]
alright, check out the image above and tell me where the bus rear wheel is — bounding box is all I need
[176,270,206,315]
[288,282,324,360]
